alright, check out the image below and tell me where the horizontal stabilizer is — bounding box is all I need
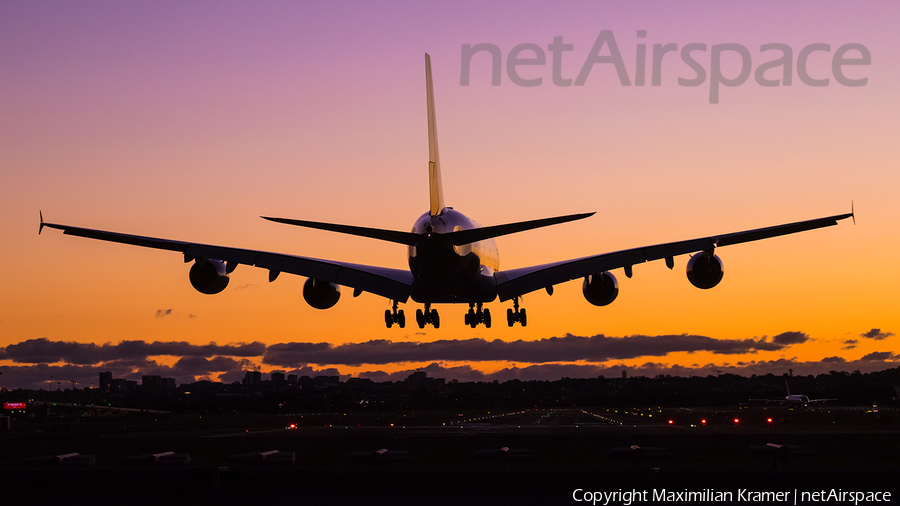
[262,216,419,245]
[444,212,595,245]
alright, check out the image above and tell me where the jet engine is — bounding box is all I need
[189,259,230,294]
[582,271,618,306]
[303,278,341,309]
[686,251,724,289]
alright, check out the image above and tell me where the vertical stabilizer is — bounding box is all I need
[425,53,445,216]
[785,380,791,397]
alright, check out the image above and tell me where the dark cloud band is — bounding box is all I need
[263,333,796,367]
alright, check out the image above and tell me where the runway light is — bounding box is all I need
[668,420,674,425]
[701,419,706,425]
[767,418,773,423]
[734,418,740,424]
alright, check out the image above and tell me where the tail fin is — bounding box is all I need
[425,53,445,216]
[785,380,791,397]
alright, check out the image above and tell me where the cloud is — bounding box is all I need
[860,329,894,340]
[155,309,173,318]
[771,331,810,345]
[263,333,794,367]
[3,353,900,390]
[860,351,899,361]
[172,356,253,374]
[2,338,266,365]
[348,356,900,383]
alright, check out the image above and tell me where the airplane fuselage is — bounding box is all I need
[408,208,499,304]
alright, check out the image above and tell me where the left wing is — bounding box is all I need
[495,211,853,301]
[39,220,414,301]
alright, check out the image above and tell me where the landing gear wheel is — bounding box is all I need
[431,309,440,329]
[386,301,406,328]
[483,308,491,328]
[520,308,527,327]
[507,308,514,327]
[416,309,425,329]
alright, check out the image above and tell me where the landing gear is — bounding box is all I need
[464,303,492,328]
[415,303,440,329]
[507,297,527,327]
[384,300,405,328]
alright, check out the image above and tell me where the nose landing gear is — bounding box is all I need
[464,302,492,328]
[506,297,527,327]
[415,303,440,329]
[384,300,405,328]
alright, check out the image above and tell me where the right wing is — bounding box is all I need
[495,211,853,301]
[39,220,414,302]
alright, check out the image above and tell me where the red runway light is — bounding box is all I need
[668,420,674,425]
[767,418,773,423]
[701,419,707,425]
[734,418,740,424]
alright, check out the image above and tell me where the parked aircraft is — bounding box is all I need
[40,54,853,329]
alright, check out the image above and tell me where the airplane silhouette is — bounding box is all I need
[40,54,853,329]
[753,380,837,405]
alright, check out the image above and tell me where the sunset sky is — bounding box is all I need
[1,0,898,389]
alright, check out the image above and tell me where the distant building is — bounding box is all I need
[405,371,444,387]
[271,372,286,391]
[314,375,340,386]
[142,375,162,393]
[242,371,261,386]
[287,374,298,385]
[99,371,112,394]
[141,375,176,394]
[406,371,427,386]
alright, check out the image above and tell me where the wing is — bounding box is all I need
[39,221,414,302]
[495,211,853,301]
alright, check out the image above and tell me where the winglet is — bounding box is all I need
[39,211,44,235]
[851,201,855,225]
[425,53,445,216]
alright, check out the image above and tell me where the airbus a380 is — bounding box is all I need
[41,54,853,330]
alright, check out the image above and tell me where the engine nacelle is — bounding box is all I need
[303,278,341,310]
[582,271,618,306]
[189,259,230,294]
[686,252,724,289]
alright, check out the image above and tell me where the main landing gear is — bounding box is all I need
[416,303,440,329]
[384,300,405,328]
[506,297,527,327]
[464,302,491,328]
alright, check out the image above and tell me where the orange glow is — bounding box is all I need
[0,2,897,386]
